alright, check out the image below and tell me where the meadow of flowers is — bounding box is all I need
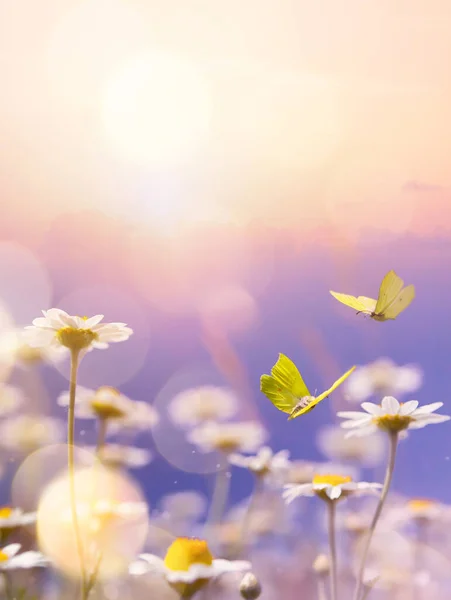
[0,292,446,600]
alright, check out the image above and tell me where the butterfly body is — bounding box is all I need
[330,270,415,321]
[260,354,355,421]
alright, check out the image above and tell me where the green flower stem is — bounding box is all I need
[353,431,398,600]
[68,349,88,599]
[317,574,328,600]
[327,500,338,600]
[238,475,263,556]
[206,458,230,535]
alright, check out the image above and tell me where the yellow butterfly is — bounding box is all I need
[260,354,356,420]
[329,270,415,321]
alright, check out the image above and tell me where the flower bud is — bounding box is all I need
[313,553,330,576]
[240,572,262,599]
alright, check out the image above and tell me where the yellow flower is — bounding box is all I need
[130,537,251,598]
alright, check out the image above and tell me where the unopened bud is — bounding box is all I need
[240,572,262,599]
[313,554,330,576]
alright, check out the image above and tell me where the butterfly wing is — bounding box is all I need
[330,291,377,314]
[260,353,310,414]
[288,365,356,420]
[380,284,415,320]
[374,271,404,315]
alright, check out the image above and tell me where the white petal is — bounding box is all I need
[409,415,450,429]
[361,403,382,416]
[399,400,419,416]
[327,486,342,500]
[46,309,76,329]
[412,402,444,415]
[228,454,248,468]
[340,417,373,429]
[381,396,400,415]
[212,559,251,573]
[30,318,54,329]
[83,315,104,329]
[2,544,20,558]
[337,411,369,420]
[166,564,215,583]
[345,424,378,438]
[132,554,166,573]
[5,551,49,569]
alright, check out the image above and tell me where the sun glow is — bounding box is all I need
[102,53,212,168]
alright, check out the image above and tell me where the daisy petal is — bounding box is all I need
[361,403,383,416]
[381,396,400,415]
[337,411,371,420]
[399,400,419,416]
[327,486,342,500]
[412,402,443,415]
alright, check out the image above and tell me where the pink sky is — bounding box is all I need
[1,0,451,237]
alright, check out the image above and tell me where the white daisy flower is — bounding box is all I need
[344,358,422,403]
[0,544,48,570]
[188,421,267,455]
[386,498,451,526]
[338,396,450,436]
[58,386,158,432]
[0,507,36,530]
[283,474,382,503]
[129,537,250,598]
[84,444,153,469]
[0,328,65,368]
[229,446,290,483]
[25,308,132,353]
[0,414,64,454]
[317,425,385,467]
[169,386,238,428]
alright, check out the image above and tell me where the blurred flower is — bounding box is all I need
[0,385,24,417]
[0,544,48,570]
[130,537,251,597]
[169,386,238,428]
[312,554,330,576]
[229,447,290,483]
[284,460,317,485]
[58,386,158,432]
[0,414,64,453]
[84,444,153,469]
[345,358,422,403]
[338,397,450,436]
[386,498,451,526]
[284,474,382,503]
[188,421,267,454]
[25,309,132,352]
[317,425,385,467]
[61,499,148,532]
[240,572,262,599]
[159,491,207,522]
[0,507,36,530]
[0,329,65,368]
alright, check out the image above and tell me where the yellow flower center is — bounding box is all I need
[408,498,436,513]
[213,436,240,454]
[56,326,98,351]
[0,508,13,520]
[0,551,9,562]
[374,414,413,433]
[164,538,213,598]
[164,538,213,571]
[313,474,352,486]
[90,387,127,420]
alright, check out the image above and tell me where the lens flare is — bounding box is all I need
[37,465,149,580]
